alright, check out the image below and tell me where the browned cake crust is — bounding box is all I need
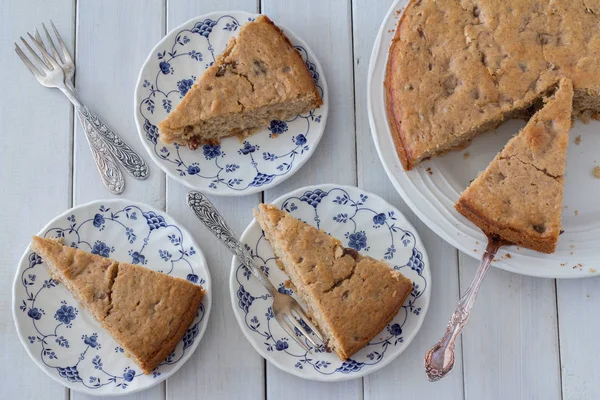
[158,15,322,148]
[253,204,412,360]
[455,78,573,253]
[385,0,600,170]
[30,236,205,374]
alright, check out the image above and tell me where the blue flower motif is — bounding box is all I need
[347,231,367,251]
[388,323,402,336]
[83,333,99,348]
[142,211,167,231]
[277,283,293,295]
[335,359,365,374]
[177,78,194,96]
[275,339,288,351]
[189,50,203,61]
[373,213,386,225]
[92,213,105,228]
[238,141,257,155]
[203,144,221,159]
[129,251,145,265]
[123,368,136,382]
[183,322,200,350]
[159,61,171,75]
[57,366,82,382]
[186,274,199,283]
[187,164,201,175]
[300,189,328,207]
[305,60,319,84]
[265,307,274,320]
[55,304,77,325]
[144,120,159,144]
[27,307,43,320]
[91,240,111,258]
[268,120,288,135]
[191,19,217,37]
[294,134,307,146]
[407,248,424,275]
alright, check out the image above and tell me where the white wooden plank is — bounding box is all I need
[73,0,166,206]
[72,1,165,399]
[0,0,74,398]
[262,1,361,399]
[459,253,561,400]
[556,278,600,399]
[165,1,265,399]
[352,0,464,398]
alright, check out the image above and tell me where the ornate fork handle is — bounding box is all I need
[425,236,505,381]
[186,191,276,295]
[77,111,125,194]
[77,106,149,180]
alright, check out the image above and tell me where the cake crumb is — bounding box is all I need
[594,166,600,179]
[463,152,469,159]
[575,210,579,216]
[590,268,597,273]
[575,135,582,145]
[570,252,574,255]
[560,263,566,266]
[426,167,433,175]
[570,245,575,248]
[506,253,511,259]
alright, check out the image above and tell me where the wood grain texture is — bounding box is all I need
[73,0,166,206]
[459,253,561,400]
[72,1,165,399]
[557,278,600,400]
[165,1,265,399]
[1,1,74,399]
[262,1,360,399]
[352,1,464,398]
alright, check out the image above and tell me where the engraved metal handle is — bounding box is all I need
[78,106,149,180]
[186,191,277,295]
[75,105,125,194]
[425,236,506,381]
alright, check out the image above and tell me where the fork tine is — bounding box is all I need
[33,28,52,65]
[276,315,311,352]
[290,307,324,342]
[15,44,43,78]
[42,23,64,64]
[50,20,73,64]
[20,36,48,70]
[27,33,60,70]
[286,313,320,349]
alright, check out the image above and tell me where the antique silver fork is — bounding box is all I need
[187,191,324,352]
[16,22,149,194]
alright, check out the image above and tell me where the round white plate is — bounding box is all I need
[12,200,212,396]
[229,184,430,381]
[134,11,328,196]
[368,0,600,278]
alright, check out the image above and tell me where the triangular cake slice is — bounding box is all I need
[158,15,323,149]
[253,204,412,360]
[31,236,205,374]
[455,78,574,253]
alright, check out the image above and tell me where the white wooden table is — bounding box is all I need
[2,0,599,398]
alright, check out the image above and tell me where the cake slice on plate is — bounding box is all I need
[31,236,205,374]
[455,78,574,253]
[253,204,412,360]
[158,15,323,149]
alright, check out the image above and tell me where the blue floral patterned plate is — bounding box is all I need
[12,200,212,396]
[230,184,430,381]
[134,11,328,196]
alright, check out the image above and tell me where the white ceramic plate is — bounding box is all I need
[12,200,212,396]
[368,0,600,278]
[229,184,430,381]
[134,11,328,196]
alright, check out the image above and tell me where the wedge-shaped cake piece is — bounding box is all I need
[158,15,323,149]
[31,236,205,374]
[253,204,412,360]
[455,78,574,253]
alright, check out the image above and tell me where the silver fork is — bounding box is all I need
[187,191,325,352]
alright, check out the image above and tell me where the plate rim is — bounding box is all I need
[133,10,329,197]
[366,0,599,279]
[228,183,431,381]
[12,198,213,396]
